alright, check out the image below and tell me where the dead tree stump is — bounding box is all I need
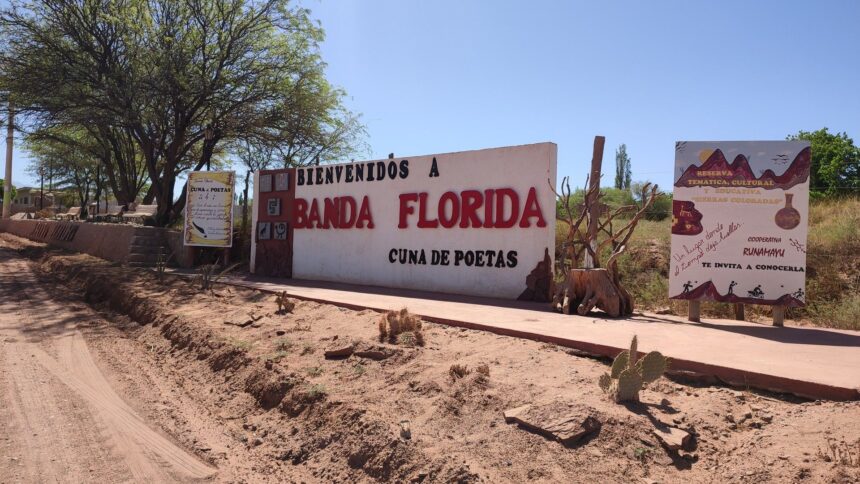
[554,268,632,317]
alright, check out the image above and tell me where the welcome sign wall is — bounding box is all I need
[251,143,557,300]
[669,141,810,307]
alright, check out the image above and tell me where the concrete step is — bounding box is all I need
[129,244,167,254]
[127,253,160,264]
[128,261,156,268]
[131,236,165,247]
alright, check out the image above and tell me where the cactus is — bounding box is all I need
[598,335,669,403]
[275,291,295,314]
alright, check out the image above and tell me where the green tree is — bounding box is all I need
[632,181,671,221]
[0,0,365,226]
[0,179,15,201]
[615,144,632,190]
[787,128,859,197]
[25,128,102,216]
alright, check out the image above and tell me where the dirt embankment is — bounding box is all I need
[17,240,860,483]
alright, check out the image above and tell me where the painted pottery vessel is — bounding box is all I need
[775,193,801,230]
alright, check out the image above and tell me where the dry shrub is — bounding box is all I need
[819,437,860,467]
[379,308,425,346]
[449,364,470,380]
[475,363,490,377]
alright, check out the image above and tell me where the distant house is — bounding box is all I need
[3,187,44,214]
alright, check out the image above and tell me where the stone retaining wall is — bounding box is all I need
[0,219,169,264]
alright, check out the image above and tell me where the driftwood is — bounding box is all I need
[552,136,658,318]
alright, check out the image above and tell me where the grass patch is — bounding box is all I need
[266,350,289,362]
[306,384,328,399]
[304,366,324,377]
[229,338,253,351]
[275,337,294,352]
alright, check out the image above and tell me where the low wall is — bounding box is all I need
[164,230,195,268]
[0,219,164,264]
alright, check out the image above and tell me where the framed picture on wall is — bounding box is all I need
[275,172,289,191]
[274,222,288,240]
[267,197,281,216]
[259,174,273,192]
[257,222,271,240]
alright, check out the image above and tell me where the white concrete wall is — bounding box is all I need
[291,143,557,299]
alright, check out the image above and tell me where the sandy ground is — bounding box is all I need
[0,232,859,483]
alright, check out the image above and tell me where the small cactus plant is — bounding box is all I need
[275,291,295,314]
[598,335,668,403]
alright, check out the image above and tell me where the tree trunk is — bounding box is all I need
[553,268,632,318]
[240,170,251,259]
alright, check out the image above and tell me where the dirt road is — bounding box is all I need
[0,248,215,483]
[2,234,859,483]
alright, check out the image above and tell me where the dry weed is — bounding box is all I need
[818,437,860,467]
[449,364,470,380]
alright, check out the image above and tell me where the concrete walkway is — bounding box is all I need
[206,274,859,401]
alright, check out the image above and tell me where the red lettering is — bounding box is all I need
[459,190,483,228]
[294,198,308,228]
[308,199,322,228]
[323,197,339,229]
[483,189,495,228]
[398,193,418,228]
[417,192,438,228]
[494,188,519,228]
[438,191,460,228]
[519,187,547,228]
[339,196,357,227]
[355,196,374,228]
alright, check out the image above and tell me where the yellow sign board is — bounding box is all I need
[184,171,235,247]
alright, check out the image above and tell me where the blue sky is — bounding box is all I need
[8,0,860,192]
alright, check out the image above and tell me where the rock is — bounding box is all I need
[732,390,745,399]
[503,402,601,447]
[760,413,773,423]
[324,345,354,359]
[224,318,254,328]
[276,330,286,336]
[400,420,412,440]
[251,437,263,446]
[653,426,691,451]
[354,350,388,360]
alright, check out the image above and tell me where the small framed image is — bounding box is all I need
[275,172,289,191]
[256,222,271,240]
[267,197,281,216]
[274,222,288,240]
[259,174,273,192]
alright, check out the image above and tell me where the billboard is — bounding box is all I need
[251,143,557,300]
[184,171,235,247]
[669,141,810,307]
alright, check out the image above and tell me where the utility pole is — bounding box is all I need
[2,102,12,219]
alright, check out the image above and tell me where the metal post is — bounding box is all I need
[2,102,13,219]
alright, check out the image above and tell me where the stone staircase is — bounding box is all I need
[127,227,169,267]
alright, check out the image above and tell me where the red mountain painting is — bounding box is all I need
[670,280,805,307]
[675,147,810,190]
